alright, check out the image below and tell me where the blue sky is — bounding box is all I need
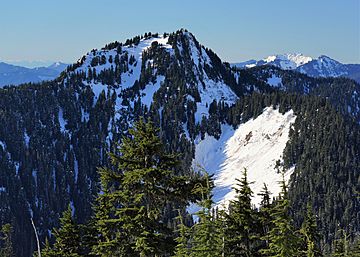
[0,0,359,67]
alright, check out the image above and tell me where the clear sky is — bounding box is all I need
[0,0,359,67]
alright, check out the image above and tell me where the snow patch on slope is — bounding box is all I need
[139,75,165,108]
[195,79,238,123]
[267,74,283,88]
[194,107,296,206]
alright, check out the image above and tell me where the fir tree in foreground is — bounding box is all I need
[261,172,301,257]
[41,204,81,257]
[190,172,223,257]
[257,183,273,253]
[173,210,191,257]
[92,118,199,257]
[225,168,261,257]
[300,203,322,257]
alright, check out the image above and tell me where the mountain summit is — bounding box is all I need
[233,54,360,82]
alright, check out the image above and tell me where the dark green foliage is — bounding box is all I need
[92,119,198,257]
[190,172,223,257]
[262,173,301,257]
[0,223,14,257]
[225,168,261,257]
[257,183,273,253]
[40,204,81,257]
[300,203,322,257]
[173,210,191,257]
[332,230,352,257]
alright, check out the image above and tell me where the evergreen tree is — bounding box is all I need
[262,172,301,257]
[41,204,81,257]
[93,119,198,257]
[225,168,260,257]
[0,223,14,257]
[349,237,360,257]
[190,172,223,257]
[300,203,322,257]
[39,238,56,257]
[332,230,351,257]
[173,210,191,257]
[257,183,273,254]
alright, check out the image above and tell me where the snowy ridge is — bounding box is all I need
[298,55,349,78]
[194,107,296,207]
[72,34,175,118]
[180,32,238,123]
[75,34,172,93]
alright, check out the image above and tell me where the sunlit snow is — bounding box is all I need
[193,107,296,207]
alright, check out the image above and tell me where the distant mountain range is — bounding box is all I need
[233,53,360,83]
[0,61,68,87]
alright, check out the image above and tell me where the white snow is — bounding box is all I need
[24,131,30,147]
[267,74,283,88]
[0,140,5,149]
[90,82,108,101]
[193,107,296,207]
[264,53,313,70]
[58,108,68,132]
[32,170,38,188]
[194,79,238,124]
[74,158,79,183]
[15,162,20,176]
[139,75,165,108]
[176,32,238,124]
[70,200,75,216]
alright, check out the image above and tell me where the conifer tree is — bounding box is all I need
[300,203,322,257]
[262,172,301,257]
[93,119,198,257]
[349,237,360,257]
[173,210,191,257]
[47,204,81,257]
[258,183,273,254]
[332,229,350,257]
[225,168,260,257]
[40,238,56,257]
[190,172,223,257]
[0,223,14,257]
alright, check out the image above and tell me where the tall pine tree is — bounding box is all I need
[93,119,198,257]
[257,183,273,254]
[225,168,260,257]
[261,172,301,257]
[300,203,322,257]
[190,172,223,257]
[41,204,81,257]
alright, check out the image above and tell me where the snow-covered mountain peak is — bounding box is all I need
[263,53,313,69]
[62,30,239,128]
[233,53,360,82]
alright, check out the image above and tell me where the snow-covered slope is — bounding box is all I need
[194,107,296,207]
[71,31,238,125]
